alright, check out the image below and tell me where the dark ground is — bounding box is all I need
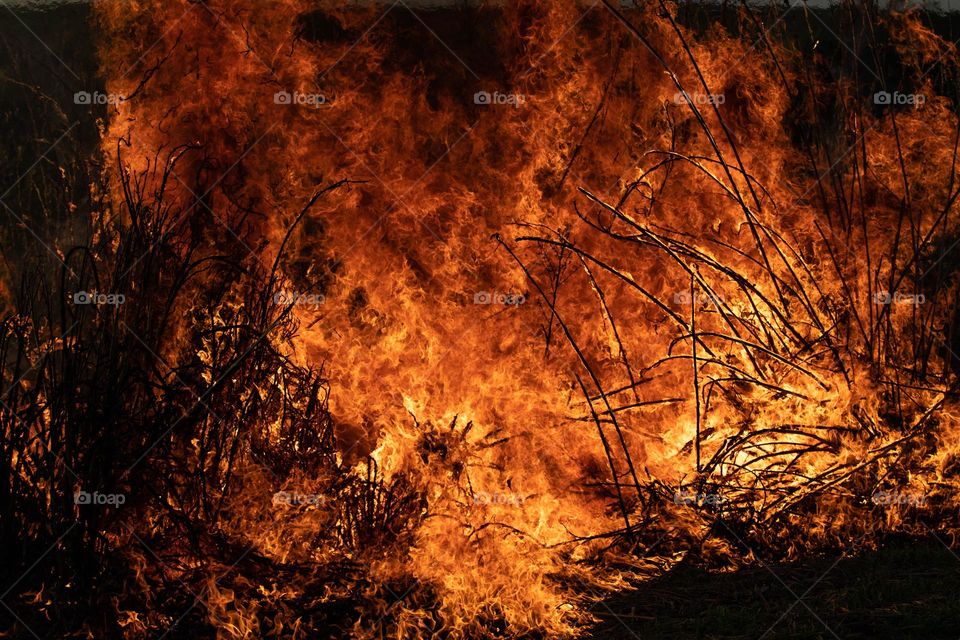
[588,536,960,639]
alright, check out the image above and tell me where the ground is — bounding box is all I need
[588,536,960,639]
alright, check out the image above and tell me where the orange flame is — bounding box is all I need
[92,0,960,636]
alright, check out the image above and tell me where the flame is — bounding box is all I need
[89,0,960,636]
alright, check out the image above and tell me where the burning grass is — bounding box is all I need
[2,0,960,638]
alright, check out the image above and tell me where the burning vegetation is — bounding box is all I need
[2,0,960,637]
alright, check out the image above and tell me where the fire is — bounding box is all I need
[25,0,953,636]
